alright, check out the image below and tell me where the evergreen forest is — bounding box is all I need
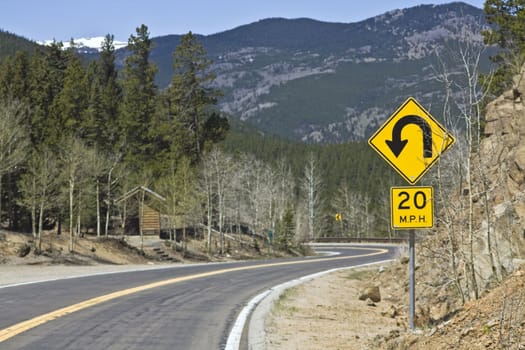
[0,25,397,254]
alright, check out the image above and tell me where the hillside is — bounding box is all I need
[0,30,39,61]
[137,2,489,142]
[2,2,489,143]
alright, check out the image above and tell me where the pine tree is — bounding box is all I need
[28,43,70,147]
[482,0,525,97]
[165,31,223,164]
[0,51,31,102]
[119,25,158,174]
[276,204,295,251]
[0,99,30,223]
[52,50,88,139]
[85,35,122,154]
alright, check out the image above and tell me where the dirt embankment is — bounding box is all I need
[0,229,296,286]
[0,230,151,266]
[265,260,525,350]
[265,262,407,350]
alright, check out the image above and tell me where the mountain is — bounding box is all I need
[34,2,491,143]
[135,2,488,142]
[0,30,39,60]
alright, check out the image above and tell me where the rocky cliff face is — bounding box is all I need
[409,66,525,328]
[477,66,525,275]
[124,2,486,143]
[386,73,525,347]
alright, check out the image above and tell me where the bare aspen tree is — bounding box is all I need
[275,158,295,223]
[104,155,124,237]
[228,162,245,242]
[203,149,223,252]
[432,54,470,303]
[209,148,236,254]
[332,180,371,238]
[85,150,109,238]
[456,37,499,297]
[431,27,497,300]
[18,148,59,250]
[201,148,240,255]
[261,163,277,233]
[200,151,216,254]
[434,138,468,303]
[301,153,323,240]
[240,155,265,235]
[78,147,109,238]
[59,137,89,252]
[158,157,197,256]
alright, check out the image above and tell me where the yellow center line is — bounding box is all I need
[0,247,388,343]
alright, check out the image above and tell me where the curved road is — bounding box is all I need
[0,244,398,350]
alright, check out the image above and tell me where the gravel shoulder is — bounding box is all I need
[263,262,408,350]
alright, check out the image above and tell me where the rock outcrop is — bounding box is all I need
[413,65,525,328]
[475,65,525,277]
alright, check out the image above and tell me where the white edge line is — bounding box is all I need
[224,259,395,350]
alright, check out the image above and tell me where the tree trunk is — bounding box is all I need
[37,201,44,252]
[69,179,74,252]
[105,167,114,237]
[77,188,82,237]
[30,175,37,239]
[182,225,187,257]
[467,154,479,300]
[96,179,101,238]
[207,190,212,255]
[0,175,3,228]
[139,189,145,251]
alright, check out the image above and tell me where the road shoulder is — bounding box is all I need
[248,260,403,350]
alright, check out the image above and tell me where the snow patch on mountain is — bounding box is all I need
[38,37,127,51]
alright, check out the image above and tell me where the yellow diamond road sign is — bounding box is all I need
[368,97,455,185]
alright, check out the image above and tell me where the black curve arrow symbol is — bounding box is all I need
[385,115,432,158]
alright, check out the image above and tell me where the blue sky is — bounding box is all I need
[1,0,485,42]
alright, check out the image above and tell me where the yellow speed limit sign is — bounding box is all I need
[391,186,433,229]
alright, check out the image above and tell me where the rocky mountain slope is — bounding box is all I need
[3,3,488,143]
[138,2,488,142]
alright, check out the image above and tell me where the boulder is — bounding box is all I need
[430,301,450,322]
[16,243,31,257]
[359,285,381,303]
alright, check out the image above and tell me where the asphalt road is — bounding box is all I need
[0,244,398,350]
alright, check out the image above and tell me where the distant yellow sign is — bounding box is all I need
[368,97,455,185]
[335,213,342,222]
[391,186,433,229]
